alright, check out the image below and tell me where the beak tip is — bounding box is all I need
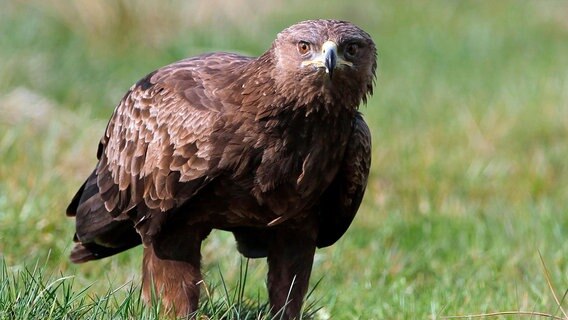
[325,67,333,79]
[324,54,336,79]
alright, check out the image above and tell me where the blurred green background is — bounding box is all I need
[1,0,568,319]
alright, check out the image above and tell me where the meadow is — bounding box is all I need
[1,1,568,319]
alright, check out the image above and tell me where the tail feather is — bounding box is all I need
[68,170,141,263]
[70,238,140,263]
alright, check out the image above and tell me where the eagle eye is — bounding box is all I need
[344,43,359,58]
[297,41,311,55]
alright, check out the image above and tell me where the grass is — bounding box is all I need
[1,257,319,319]
[0,258,148,320]
[1,0,568,319]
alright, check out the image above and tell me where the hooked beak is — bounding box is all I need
[301,40,353,79]
[322,41,337,78]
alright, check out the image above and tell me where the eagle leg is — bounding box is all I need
[266,222,317,319]
[141,224,211,318]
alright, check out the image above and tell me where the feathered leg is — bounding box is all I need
[141,225,210,318]
[267,223,317,319]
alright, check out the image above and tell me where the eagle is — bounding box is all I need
[67,19,376,319]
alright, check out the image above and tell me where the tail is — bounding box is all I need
[67,170,141,263]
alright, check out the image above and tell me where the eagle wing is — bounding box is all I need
[316,113,371,248]
[70,53,251,247]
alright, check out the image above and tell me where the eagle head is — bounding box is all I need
[272,19,377,110]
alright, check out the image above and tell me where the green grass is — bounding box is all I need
[0,257,320,319]
[1,0,568,319]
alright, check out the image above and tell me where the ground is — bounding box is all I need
[1,1,568,319]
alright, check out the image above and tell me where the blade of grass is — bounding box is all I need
[538,250,568,319]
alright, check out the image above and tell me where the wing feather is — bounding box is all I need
[95,53,251,221]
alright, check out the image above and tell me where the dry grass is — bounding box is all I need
[441,254,568,319]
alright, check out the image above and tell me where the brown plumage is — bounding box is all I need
[67,19,376,319]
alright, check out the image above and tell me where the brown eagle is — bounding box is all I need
[67,19,376,319]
